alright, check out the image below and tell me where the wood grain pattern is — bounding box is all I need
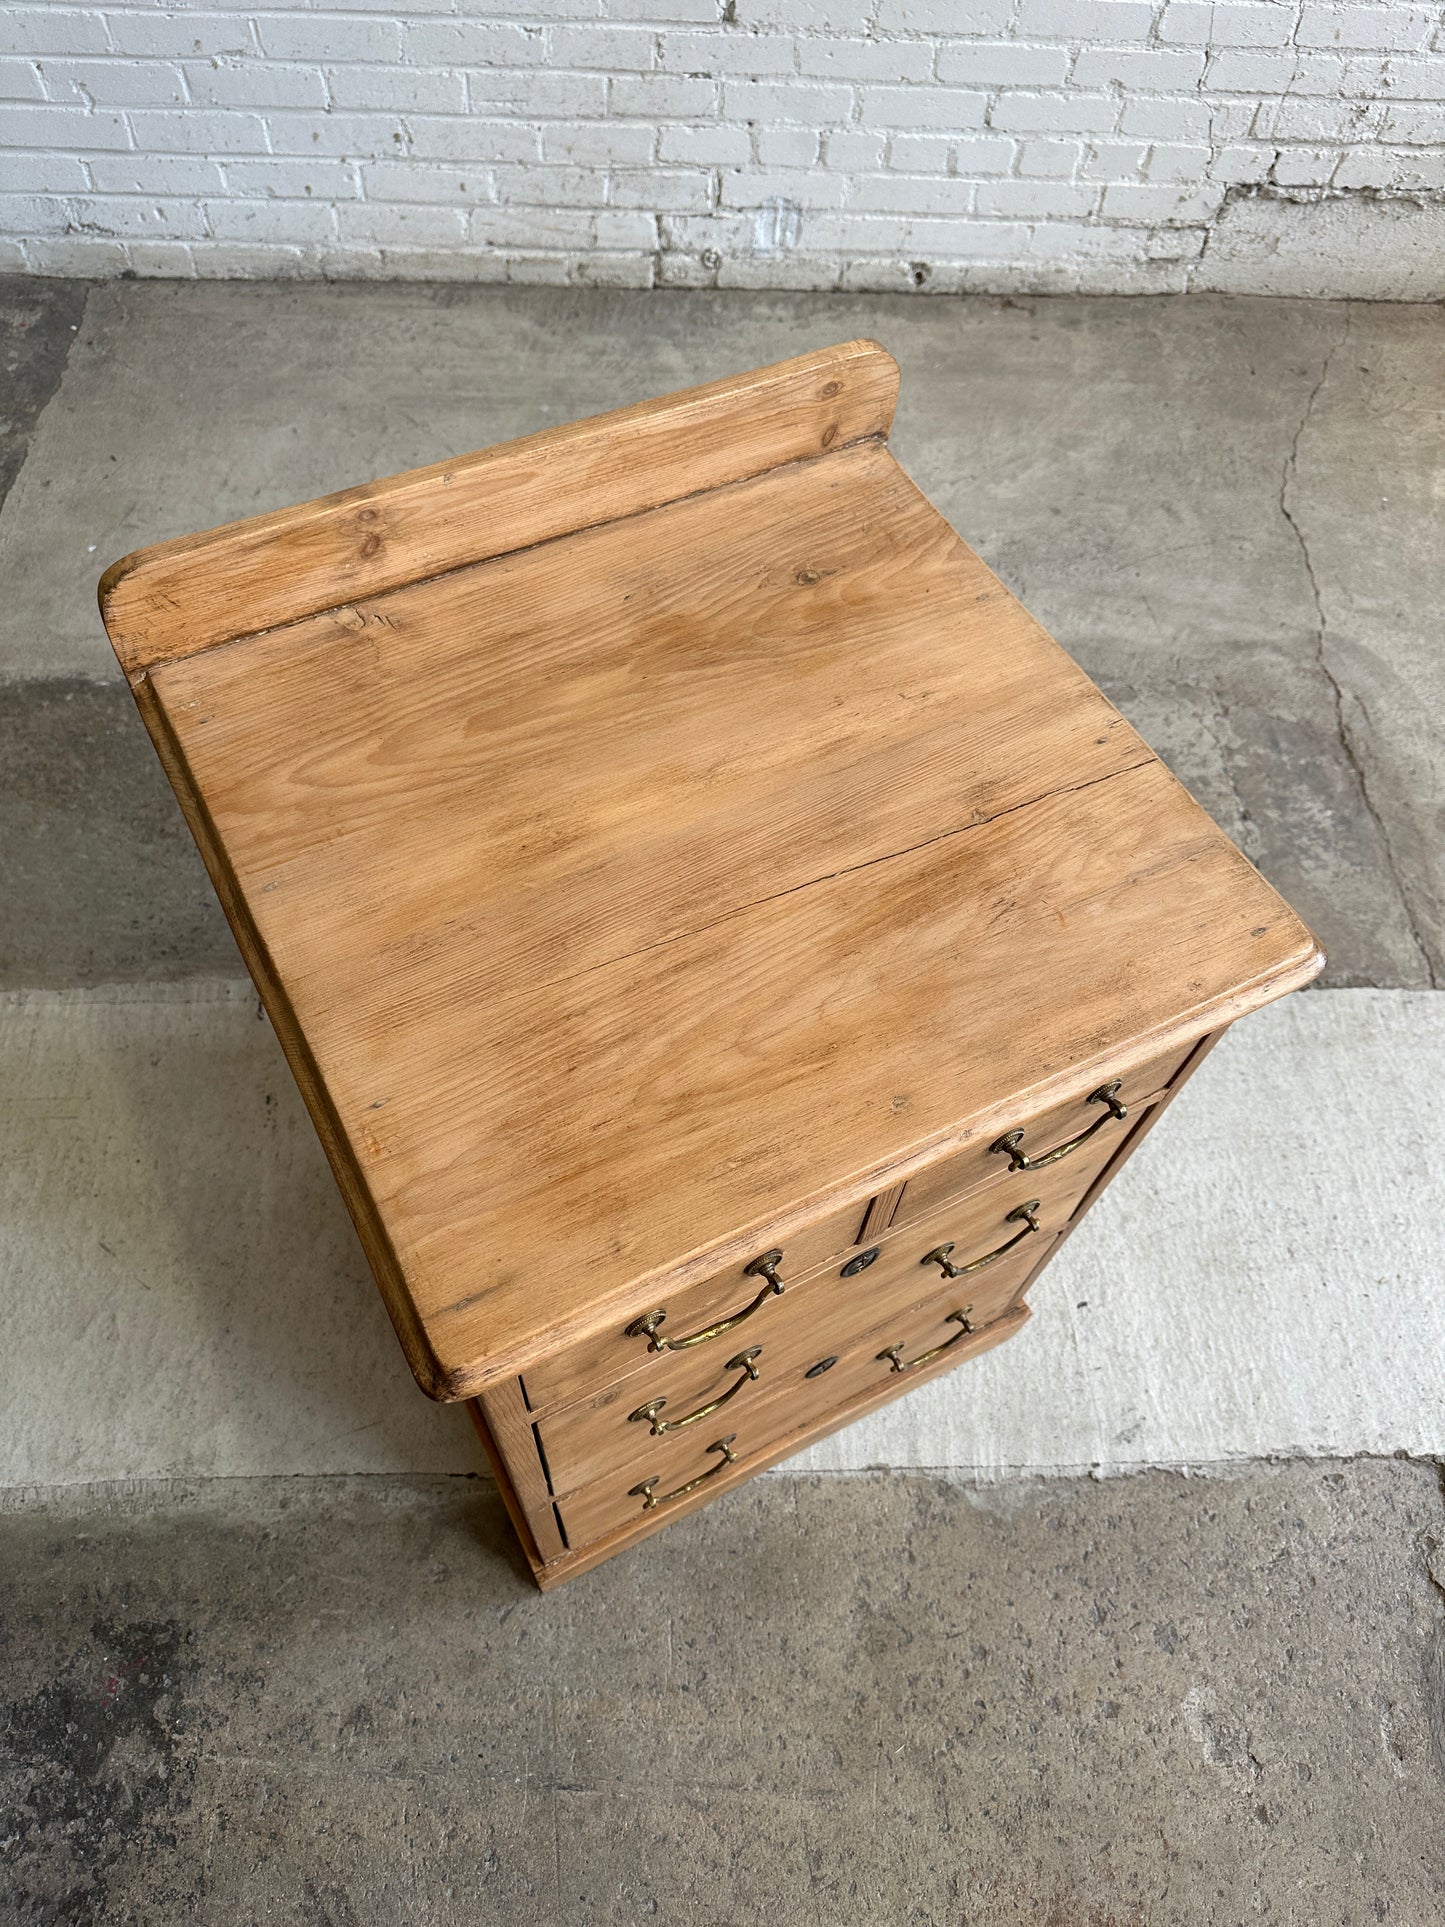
[131,426,1320,1400]
[99,338,899,671]
[97,340,1324,1589]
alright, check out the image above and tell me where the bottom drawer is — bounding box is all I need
[554,1250,1046,1552]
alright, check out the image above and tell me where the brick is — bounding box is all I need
[859,85,988,128]
[491,164,602,206]
[990,92,1119,134]
[71,194,212,237]
[1071,48,1205,89]
[1208,99,1255,138]
[326,67,468,113]
[1295,6,1434,53]
[6,9,110,55]
[5,103,131,148]
[1208,142,1274,182]
[594,208,659,247]
[936,43,1070,87]
[1028,219,1152,258]
[800,37,933,81]
[4,150,90,191]
[1160,3,1298,48]
[658,122,751,163]
[608,166,714,206]
[0,193,73,235]
[1144,142,1212,181]
[403,118,543,163]
[738,0,875,28]
[1380,102,1445,143]
[0,58,44,100]
[850,173,974,211]
[953,133,1028,173]
[471,207,596,248]
[1204,49,1300,91]
[224,157,360,198]
[186,60,326,108]
[1378,56,1445,100]
[258,16,402,63]
[1015,0,1156,40]
[1258,95,1379,139]
[404,21,551,67]
[659,30,796,74]
[978,178,1097,216]
[548,25,660,75]
[1269,145,1339,185]
[599,0,720,19]
[1078,140,1149,178]
[754,125,820,164]
[608,73,718,116]
[722,165,847,206]
[885,132,953,170]
[40,54,188,105]
[123,239,200,274]
[874,0,1013,32]
[128,107,267,153]
[1118,95,1210,139]
[723,79,853,122]
[23,236,133,274]
[359,161,494,203]
[189,242,308,278]
[1100,180,1225,221]
[826,128,889,167]
[211,197,339,241]
[103,14,256,59]
[336,201,468,246]
[469,71,608,116]
[544,121,657,163]
[1016,138,1084,177]
[88,152,226,194]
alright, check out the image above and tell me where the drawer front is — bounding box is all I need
[556,1280,1038,1550]
[537,1183,1073,1500]
[520,1191,878,1413]
[889,1039,1192,1230]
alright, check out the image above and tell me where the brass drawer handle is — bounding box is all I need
[630,1436,737,1511]
[624,1250,785,1355]
[921,1202,1040,1279]
[878,1311,974,1376]
[628,1349,761,1436]
[990,1081,1127,1172]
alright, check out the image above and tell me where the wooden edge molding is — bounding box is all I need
[126,674,456,1403]
[97,337,901,674]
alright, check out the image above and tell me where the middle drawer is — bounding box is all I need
[534,1126,1126,1501]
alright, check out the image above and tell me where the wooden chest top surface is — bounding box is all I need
[100,341,1321,1397]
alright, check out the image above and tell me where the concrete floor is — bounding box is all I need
[3,280,1444,1923]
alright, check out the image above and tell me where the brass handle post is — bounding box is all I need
[878,1311,974,1376]
[990,1081,1127,1173]
[921,1202,1040,1280]
[630,1436,738,1511]
[624,1250,785,1355]
[628,1349,762,1436]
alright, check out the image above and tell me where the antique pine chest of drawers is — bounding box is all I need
[99,341,1322,1588]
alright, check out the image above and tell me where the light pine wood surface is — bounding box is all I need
[98,340,1323,1585]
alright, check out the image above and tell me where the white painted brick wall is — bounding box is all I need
[3,0,1443,294]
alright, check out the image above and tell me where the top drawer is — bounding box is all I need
[888,1038,1195,1231]
[520,1188,876,1412]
